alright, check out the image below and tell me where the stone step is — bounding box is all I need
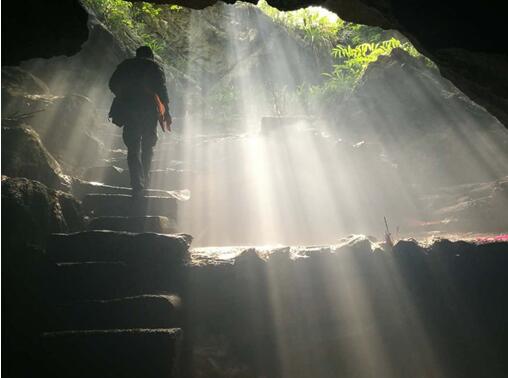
[52,294,181,331]
[47,230,191,266]
[103,157,184,171]
[83,165,126,187]
[83,194,179,218]
[88,215,177,233]
[83,166,185,189]
[71,179,190,201]
[41,328,182,378]
[53,261,135,300]
[143,169,186,190]
[52,260,183,300]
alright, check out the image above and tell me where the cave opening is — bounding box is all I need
[2,1,508,377]
[4,0,508,246]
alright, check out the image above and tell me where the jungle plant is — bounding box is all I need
[331,38,421,82]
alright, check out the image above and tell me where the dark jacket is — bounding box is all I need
[109,57,169,117]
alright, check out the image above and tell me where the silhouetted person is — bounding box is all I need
[109,45,171,197]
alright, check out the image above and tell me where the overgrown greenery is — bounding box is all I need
[329,38,421,83]
[258,0,340,52]
[82,0,431,118]
[257,0,429,114]
[81,0,181,56]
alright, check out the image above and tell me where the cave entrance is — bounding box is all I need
[15,0,508,246]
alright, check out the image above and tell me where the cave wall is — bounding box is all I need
[2,0,507,127]
[1,0,89,66]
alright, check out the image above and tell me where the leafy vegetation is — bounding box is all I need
[81,0,181,55]
[256,1,430,114]
[258,0,340,53]
[82,0,432,118]
[330,38,421,83]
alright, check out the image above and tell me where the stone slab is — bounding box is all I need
[47,230,191,266]
[53,294,181,330]
[41,328,182,378]
[88,216,177,234]
[82,193,179,218]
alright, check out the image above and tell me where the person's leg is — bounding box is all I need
[123,126,144,193]
[141,123,158,189]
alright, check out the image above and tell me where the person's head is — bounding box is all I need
[136,45,154,59]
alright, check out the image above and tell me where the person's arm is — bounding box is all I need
[154,63,171,123]
[109,61,127,96]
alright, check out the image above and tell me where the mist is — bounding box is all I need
[7,1,508,247]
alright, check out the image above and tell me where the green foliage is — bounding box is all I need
[82,0,134,31]
[331,38,420,83]
[258,0,341,52]
[81,0,181,55]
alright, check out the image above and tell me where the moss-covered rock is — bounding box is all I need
[1,126,71,191]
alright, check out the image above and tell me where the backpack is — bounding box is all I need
[108,96,127,127]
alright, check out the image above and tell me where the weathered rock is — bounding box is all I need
[334,49,508,189]
[27,94,105,168]
[47,230,191,265]
[1,127,71,191]
[1,67,49,103]
[1,176,83,249]
[428,177,508,233]
[1,69,105,170]
[52,294,181,330]
[41,328,182,378]
[88,215,177,233]
[56,191,85,232]
[1,66,56,125]
[82,194,179,218]
[338,49,499,134]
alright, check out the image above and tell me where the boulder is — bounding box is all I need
[1,126,71,191]
[1,66,56,127]
[1,66,49,101]
[1,176,83,250]
[27,94,105,168]
[1,68,105,169]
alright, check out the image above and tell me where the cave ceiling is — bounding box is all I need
[2,0,507,126]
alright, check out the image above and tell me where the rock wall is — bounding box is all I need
[182,237,508,377]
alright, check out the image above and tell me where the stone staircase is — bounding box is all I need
[42,162,191,377]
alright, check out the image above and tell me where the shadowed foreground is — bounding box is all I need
[4,215,507,377]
